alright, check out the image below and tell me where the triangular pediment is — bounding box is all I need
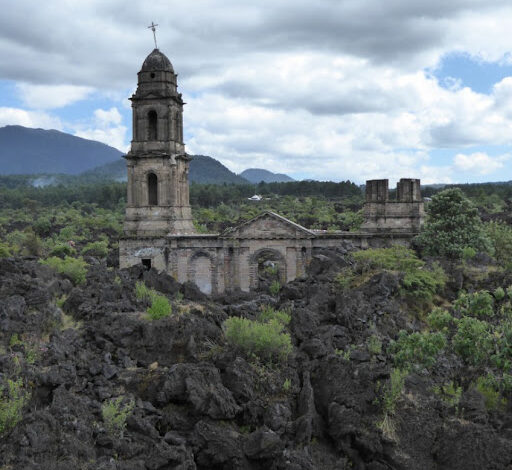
[221,211,315,240]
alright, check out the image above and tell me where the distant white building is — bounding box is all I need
[248,194,263,201]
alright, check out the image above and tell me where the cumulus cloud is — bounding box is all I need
[3,1,512,182]
[0,107,62,129]
[16,83,93,109]
[93,107,123,126]
[74,107,128,152]
[453,152,511,175]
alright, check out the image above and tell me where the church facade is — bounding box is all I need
[119,49,425,294]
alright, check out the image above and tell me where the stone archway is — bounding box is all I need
[249,248,286,290]
[188,251,213,294]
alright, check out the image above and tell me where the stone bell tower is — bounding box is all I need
[123,48,196,236]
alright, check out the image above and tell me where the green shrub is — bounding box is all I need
[147,294,172,320]
[33,216,52,237]
[401,263,446,302]
[40,256,88,285]
[389,330,447,370]
[352,247,444,304]
[264,265,279,276]
[259,305,291,325]
[494,287,506,301]
[367,335,382,355]
[334,267,355,290]
[454,291,494,317]
[485,220,512,268]
[223,316,292,363]
[0,242,12,258]
[82,240,109,258]
[0,378,30,435]
[492,320,512,370]
[269,280,281,296]
[475,375,507,411]
[376,368,408,439]
[353,246,423,273]
[20,230,42,256]
[101,396,135,438]
[9,334,21,348]
[58,226,78,241]
[432,381,462,408]
[49,243,75,258]
[462,246,477,261]
[381,368,407,415]
[135,281,153,302]
[426,308,453,332]
[453,317,493,365]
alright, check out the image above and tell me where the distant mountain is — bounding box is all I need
[82,155,249,185]
[0,125,123,175]
[240,168,294,183]
[80,159,126,182]
[190,155,248,184]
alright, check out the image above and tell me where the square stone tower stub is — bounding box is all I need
[361,178,425,233]
[123,49,196,237]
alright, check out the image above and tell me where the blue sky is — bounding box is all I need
[2,0,512,184]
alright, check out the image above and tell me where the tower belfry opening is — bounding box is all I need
[147,110,157,140]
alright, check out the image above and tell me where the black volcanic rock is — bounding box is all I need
[1,252,512,469]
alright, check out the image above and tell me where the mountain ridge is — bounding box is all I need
[0,125,123,175]
[239,168,294,183]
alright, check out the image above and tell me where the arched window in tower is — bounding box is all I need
[147,172,158,205]
[147,110,158,140]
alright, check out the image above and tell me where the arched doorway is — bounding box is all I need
[249,248,286,290]
[147,110,157,140]
[189,252,213,294]
[147,173,158,205]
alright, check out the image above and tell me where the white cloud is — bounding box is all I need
[3,1,512,182]
[453,152,511,175]
[93,107,122,126]
[16,83,93,109]
[0,107,62,129]
[74,107,127,151]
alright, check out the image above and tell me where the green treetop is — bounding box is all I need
[415,188,492,259]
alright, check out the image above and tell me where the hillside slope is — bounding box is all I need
[0,125,123,175]
[240,168,294,183]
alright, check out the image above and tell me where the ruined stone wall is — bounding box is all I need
[361,178,425,233]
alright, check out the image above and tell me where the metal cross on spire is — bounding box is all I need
[147,22,158,49]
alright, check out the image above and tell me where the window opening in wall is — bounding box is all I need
[150,72,155,79]
[148,110,157,140]
[148,172,158,205]
[142,259,152,270]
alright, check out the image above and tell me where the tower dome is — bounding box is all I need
[140,49,174,73]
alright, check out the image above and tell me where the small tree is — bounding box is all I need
[415,188,492,259]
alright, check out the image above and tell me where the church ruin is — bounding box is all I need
[119,48,425,294]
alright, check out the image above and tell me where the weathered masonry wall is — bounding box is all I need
[361,178,425,233]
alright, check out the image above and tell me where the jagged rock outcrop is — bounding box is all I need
[1,252,512,469]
